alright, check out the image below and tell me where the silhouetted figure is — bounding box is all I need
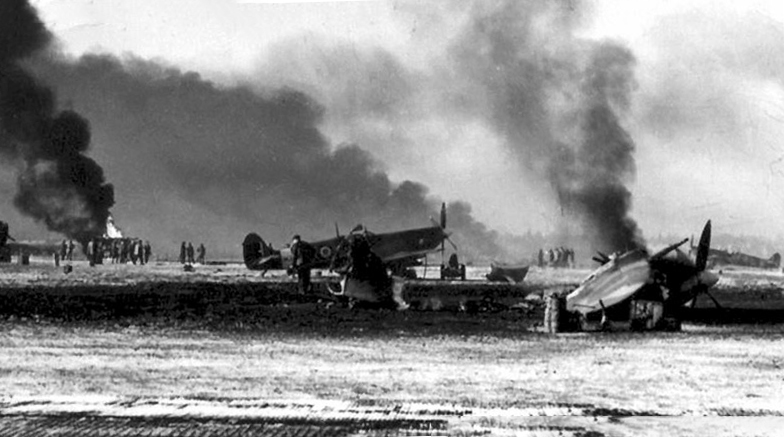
[290,235,315,293]
[144,241,152,264]
[179,242,187,264]
[129,240,138,264]
[87,239,95,267]
[66,240,74,261]
[60,240,67,262]
[186,242,195,264]
[537,248,544,268]
[112,241,120,264]
[121,239,130,263]
[136,240,144,265]
[197,243,206,264]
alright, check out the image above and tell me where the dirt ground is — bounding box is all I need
[1,261,783,436]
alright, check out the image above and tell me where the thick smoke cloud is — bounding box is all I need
[258,0,645,254]
[28,53,502,260]
[0,0,114,241]
[445,1,644,252]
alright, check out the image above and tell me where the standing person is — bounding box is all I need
[537,248,544,268]
[186,242,195,264]
[197,243,206,264]
[59,240,67,263]
[66,240,75,261]
[136,240,145,265]
[87,239,95,267]
[121,239,130,263]
[179,242,187,264]
[143,241,152,264]
[113,240,120,264]
[290,235,315,294]
[129,240,138,264]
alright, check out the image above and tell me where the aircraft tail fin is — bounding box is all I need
[770,253,781,267]
[695,220,712,271]
[242,233,273,270]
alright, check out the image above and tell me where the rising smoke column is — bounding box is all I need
[0,0,114,241]
[549,43,644,252]
[446,1,644,253]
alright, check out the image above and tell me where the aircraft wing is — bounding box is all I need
[566,249,651,314]
[6,241,61,256]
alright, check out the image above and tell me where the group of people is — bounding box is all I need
[58,240,76,262]
[56,238,152,267]
[84,238,152,266]
[179,242,207,265]
[538,247,576,268]
[106,239,152,265]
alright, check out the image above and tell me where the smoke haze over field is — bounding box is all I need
[258,1,645,253]
[6,0,784,259]
[26,52,503,260]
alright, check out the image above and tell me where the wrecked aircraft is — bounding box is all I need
[547,220,719,332]
[242,203,455,279]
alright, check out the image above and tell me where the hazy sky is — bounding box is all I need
[18,0,784,247]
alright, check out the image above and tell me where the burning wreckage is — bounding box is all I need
[86,216,151,266]
[545,220,719,332]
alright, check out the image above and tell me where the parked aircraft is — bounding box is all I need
[0,220,61,262]
[696,246,781,270]
[560,220,719,331]
[486,264,529,283]
[242,203,455,277]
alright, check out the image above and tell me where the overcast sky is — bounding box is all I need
[19,0,784,248]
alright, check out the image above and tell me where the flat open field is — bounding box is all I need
[1,261,784,436]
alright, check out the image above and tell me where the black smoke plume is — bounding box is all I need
[26,53,503,260]
[548,44,644,252]
[0,0,114,241]
[445,1,644,253]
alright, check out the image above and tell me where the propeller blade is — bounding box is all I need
[650,238,689,260]
[704,290,723,309]
[335,222,340,238]
[446,236,458,251]
[592,251,610,264]
[695,220,712,271]
[690,295,698,308]
[440,202,447,229]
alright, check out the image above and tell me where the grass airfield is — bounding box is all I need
[1,260,783,436]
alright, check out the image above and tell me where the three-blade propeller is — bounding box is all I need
[689,220,721,308]
[431,203,458,252]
